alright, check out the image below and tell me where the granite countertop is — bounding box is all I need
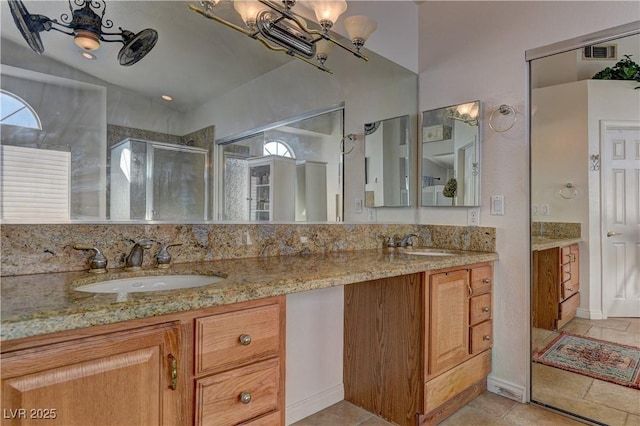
[1,248,498,341]
[531,236,582,251]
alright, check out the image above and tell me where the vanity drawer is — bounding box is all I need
[470,320,493,354]
[559,293,580,319]
[469,293,492,325]
[470,265,493,295]
[195,359,280,426]
[196,303,280,375]
[562,280,579,300]
[239,410,281,425]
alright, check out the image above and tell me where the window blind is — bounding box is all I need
[1,145,71,221]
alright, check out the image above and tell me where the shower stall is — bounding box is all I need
[110,138,208,221]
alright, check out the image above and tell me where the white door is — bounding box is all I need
[602,121,640,317]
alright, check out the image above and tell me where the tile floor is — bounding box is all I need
[532,317,640,426]
[294,317,640,426]
[292,392,587,426]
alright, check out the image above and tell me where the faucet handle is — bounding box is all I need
[155,243,182,268]
[385,236,397,248]
[73,244,108,273]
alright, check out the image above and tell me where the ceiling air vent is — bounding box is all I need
[583,44,617,60]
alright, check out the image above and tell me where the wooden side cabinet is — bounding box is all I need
[1,322,182,426]
[533,243,580,330]
[344,262,494,426]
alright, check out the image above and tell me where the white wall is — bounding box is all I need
[417,1,639,401]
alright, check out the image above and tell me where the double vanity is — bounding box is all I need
[1,231,497,426]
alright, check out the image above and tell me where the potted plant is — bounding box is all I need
[592,54,640,88]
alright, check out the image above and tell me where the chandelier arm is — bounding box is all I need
[326,36,368,61]
[255,37,333,74]
[187,4,255,37]
[47,24,75,37]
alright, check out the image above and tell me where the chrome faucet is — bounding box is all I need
[155,242,182,269]
[73,244,108,273]
[398,233,419,248]
[125,239,153,270]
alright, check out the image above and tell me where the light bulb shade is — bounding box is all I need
[308,0,347,27]
[233,0,267,26]
[74,29,100,51]
[315,39,333,57]
[343,15,377,43]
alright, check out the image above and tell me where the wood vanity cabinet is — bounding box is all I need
[533,243,580,330]
[0,296,285,426]
[1,322,182,426]
[344,262,493,426]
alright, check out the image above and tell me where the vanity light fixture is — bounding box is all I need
[7,0,158,66]
[448,102,480,126]
[189,0,377,74]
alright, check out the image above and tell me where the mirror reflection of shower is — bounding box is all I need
[110,139,208,221]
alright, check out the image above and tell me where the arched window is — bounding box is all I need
[263,140,294,158]
[0,90,42,130]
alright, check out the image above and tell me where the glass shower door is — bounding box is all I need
[147,143,208,221]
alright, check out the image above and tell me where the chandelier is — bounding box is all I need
[7,0,158,66]
[189,0,377,73]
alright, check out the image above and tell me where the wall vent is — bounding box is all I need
[582,44,617,60]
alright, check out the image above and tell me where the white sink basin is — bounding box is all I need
[75,275,225,293]
[402,249,457,257]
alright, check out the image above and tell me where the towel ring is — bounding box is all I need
[340,134,357,155]
[489,104,517,132]
[559,182,578,199]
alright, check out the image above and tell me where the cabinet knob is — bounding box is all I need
[482,278,491,284]
[483,335,491,341]
[240,392,252,404]
[482,306,490,312]
[239,334,252,346]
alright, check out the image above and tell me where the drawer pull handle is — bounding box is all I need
[240,392,252,404]
[168,354,178,391]
[239,334,252,346]
[566,287,573,292]
[482,278,491,284]
[483,335,491,341]
[482,306,490,312]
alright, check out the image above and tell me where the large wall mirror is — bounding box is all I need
[420,101,480,207]
[528,23,639,424]
[364,115,411,207]
[0,1,417,223]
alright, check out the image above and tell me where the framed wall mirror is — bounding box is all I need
[364,115,411,207]
[420,101,480,207]
[528,22,639,424]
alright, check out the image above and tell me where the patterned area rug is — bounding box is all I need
[533,332,640,389]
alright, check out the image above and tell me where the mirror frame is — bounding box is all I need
[419,101,481,207]
[526,19,640,420]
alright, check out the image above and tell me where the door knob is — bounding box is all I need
[607,231,622,237]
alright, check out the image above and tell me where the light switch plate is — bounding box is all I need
[541,204,550,216]
[490,195,505,215]
[354,198,363,214]
[367,208,376,222]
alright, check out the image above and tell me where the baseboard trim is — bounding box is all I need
[286,384,344,425]
[487,376,526,403]
[576,308,603,320]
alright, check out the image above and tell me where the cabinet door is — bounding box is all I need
[428,269,470,376]
[1,323,181,426]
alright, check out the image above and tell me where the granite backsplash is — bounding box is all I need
[1,223,496,276]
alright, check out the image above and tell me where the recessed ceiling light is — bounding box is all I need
[161,95,173,102]
[80,51,96,60]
